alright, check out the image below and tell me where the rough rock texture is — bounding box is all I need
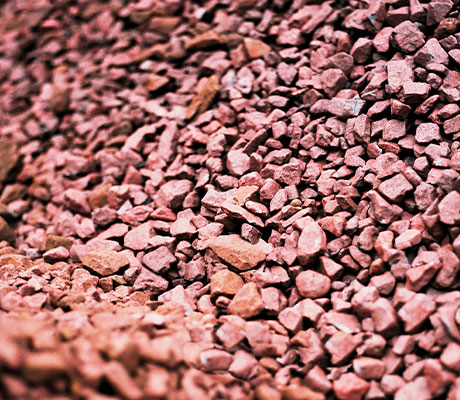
[1,0,460,399]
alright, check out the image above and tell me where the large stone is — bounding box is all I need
[333,372,370,400]
[398,293,436,332]
[81,249,129,276]
[297,218,326,265]
[414,38,449,67]
[227,283,264,319]
[439,191,460,225]
[391,21,425,53]
[378,174,413,202]
[296,270,331,299]
[207,234,272,271]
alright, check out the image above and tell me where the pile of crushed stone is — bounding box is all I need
[1,0,460,399]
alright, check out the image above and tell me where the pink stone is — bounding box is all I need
[155,180,193,209]
[382,119,406,141]
[378,173,413,203]
[391,21,425,53]
[398,293,436,332]
[370,298,399,335]
[296,270,331,299]
[386,60,414,94]
[124,222,153,251]
[352,356,386,380]
[216,322,245,349]
[318,311,361,334]
[261,287,287,315]
[274,159,304,186]
[92,207,118,226]
[427,1,453,25]
[221,200,264,228]
[394,377,431,400]
[260,179,282,202]
[415,122,441,143]
[123,124,156,152]
[297,217,327,265]
[370,272,395,296]
[43,246,69,262]
[227,151,250,177]
[351,286,380,318]
[381,374,406,396]
[394,229,422,250]
[366,190,402,225]
[424,358,455,398]
[415,38,449,66]
[403,81,430,104]
[350,38,372,64]
[439,191,460,225]
[278,307,302,333]
[170,210,197,238]
[142,246,176,274]
[324,52,354,75]
[104,361,143,400]
[305,366,332,393]
[228,350,258,380]
[444,114,460,135]
[319,256,344,279]
[441,342,460,372]
[333,372,370,400]
[373,27,393,53]
[407,251,442,292]
[96,223,129,240]
[64,188,91,215]
[277,28,303,46]
[321,69,347,98]
[296,298,325,324]
[325,332,357,365]
[200,349,233,372]
[436,248,460,288]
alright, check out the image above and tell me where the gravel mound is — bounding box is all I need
[1,0,460,399]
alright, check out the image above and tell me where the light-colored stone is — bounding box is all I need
[207,234,272,271]
[81,249,129,276]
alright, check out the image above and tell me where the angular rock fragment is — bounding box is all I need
[398,294,436,332]
[333,372,370,400]
[228,283,264,319]
[297,218,326,265]
[439,192,460,225]
[415,38,449,66]
[391,21,425,53]
[81,249,129,276]
[210,269,244,300]
[186,75,219,120]
[207,235,272,271]
[142,246,176,274]
[244,38,271,59]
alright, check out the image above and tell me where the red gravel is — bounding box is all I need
[1,0,460,399]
